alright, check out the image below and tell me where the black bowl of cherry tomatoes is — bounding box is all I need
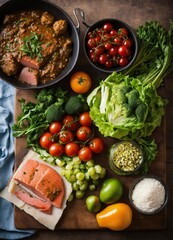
[84,18,138,73]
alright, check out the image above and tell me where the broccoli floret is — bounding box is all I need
[126,89,141,109]
[135,103,148,122]
[46,103,65,123]
[65,95,88,115]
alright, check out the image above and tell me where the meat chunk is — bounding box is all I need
[53,20,68,36]
[1,53,19,76]
[19,67,38,85]
[41,12,54,25]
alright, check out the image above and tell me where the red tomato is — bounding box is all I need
[114,36,123,45]
[99,54,108,65]
[89,137,105,154]
[39,132,53,149]
[49,122,62,135]
[78,146,93,162]
[104,42,112,50]
[87,31,94,39]
[118,46,129,57]
[103,23,113,32]
[62,115,79,131]
[109,46,118,56]
[49,143,64,156]
[105,59,114,68]
[118,27,129,36]
[102,33,111,42]
[118,57,129,66]
[95,35,101,44]
[123,39,133,48]
[87,38,96,48]
[76,126,92,141]
[95,46,105,56]
[89,51,99,63]
[59,130,74,144]
[110,29,118,36]
[79,112,92,126]
[65,142,80,157]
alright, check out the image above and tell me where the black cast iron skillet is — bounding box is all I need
[0,0,80,89]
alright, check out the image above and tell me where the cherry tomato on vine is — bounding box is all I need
[118,27,129,36]
[104,43,112,50]
[78,146,93,162]
[59,130,74,143]
[62,115,79,131]
[109,47,118,56]
[76,126,92,141]
[79,112,92,126]
[105,59,114,68]
[89,137,105,154]
[118,46,129,57]
[103,23,113,32]
[114,36,123,45]
[65,142,80,157]
[49,143,64,156]
[99,54,108,65]
[118,57,129,66]
[123,39,133,48]
[49,122,62,135]
[40,132,53,149]
[95,46,105,56]
[110,29,117,36]
[87,38,96,49]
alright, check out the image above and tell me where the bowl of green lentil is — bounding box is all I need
[108,140,144,175]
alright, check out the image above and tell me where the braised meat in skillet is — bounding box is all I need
[0,10,72,85]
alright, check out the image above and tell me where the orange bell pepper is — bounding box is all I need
[96,203,132,231]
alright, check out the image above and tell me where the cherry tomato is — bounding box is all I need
[118,57,129,66]
[118,46,129,57]
[62,115,79,131]
[89,137,105,154]
[39,132,53,149]
[49,143,64,156]
[65,142,80,157]
[105,59,114,68]
[99,54,108,65]
[113,36,123,45]
[104,43,112,50]
[118,27,129,36]
[78,146,93,162]
[76,126,92,141]
[95,46,105,56]
[110,29,117,36]
[109,47,118,56]
[103,23,113,32]
[89,51,99,63]
[95,35,101,44]
[79,112,92,126]
[49,122,62,135]
[123,39,133,48]
[102,33,111,43]
[59,130,74,144]
[87,31,94,39]
[70,71,92,94]
[87,38,96,49]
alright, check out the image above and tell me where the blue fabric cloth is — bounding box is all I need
[0,79,35,239]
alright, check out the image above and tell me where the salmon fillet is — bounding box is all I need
[14,159,65,208]
[15,188,52,214]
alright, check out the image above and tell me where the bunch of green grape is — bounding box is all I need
[56,157,106,200]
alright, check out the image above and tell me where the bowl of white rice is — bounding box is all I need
[129,175,169,215]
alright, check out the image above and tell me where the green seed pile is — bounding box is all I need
[113,141,143,172]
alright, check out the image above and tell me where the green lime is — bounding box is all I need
[85,195,102,213]
[99,178,123,204]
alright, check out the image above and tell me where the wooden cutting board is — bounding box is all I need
[13,84,167,230]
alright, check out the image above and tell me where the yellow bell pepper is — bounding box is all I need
[96,203,132,231]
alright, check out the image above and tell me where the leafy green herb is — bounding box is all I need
[20,32,43,60]
[12,88,68,147]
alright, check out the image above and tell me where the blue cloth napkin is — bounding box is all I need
[0,79,36,239]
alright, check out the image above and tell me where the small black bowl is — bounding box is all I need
[129,175,169,215]
[83,18,138,73]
